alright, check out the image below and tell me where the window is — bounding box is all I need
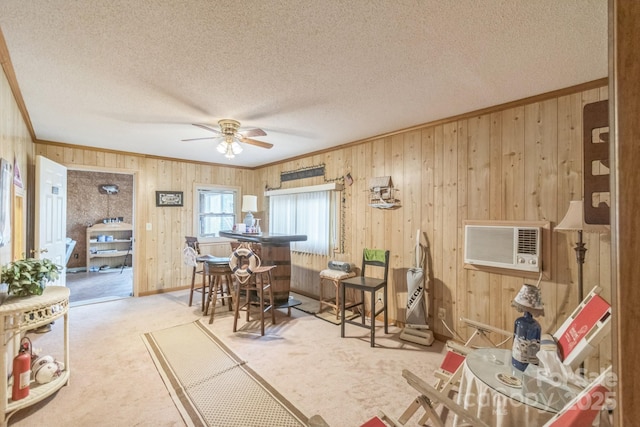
[194,184,239,240]
[268,184,341,255]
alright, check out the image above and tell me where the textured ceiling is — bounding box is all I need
[0,1,608,168]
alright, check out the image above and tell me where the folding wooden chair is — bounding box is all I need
[552,286,612,371]
[391,319,510,426]
[381,367,612,427]
[393,286,612,426]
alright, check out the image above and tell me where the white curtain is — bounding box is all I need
[269,191,330,255]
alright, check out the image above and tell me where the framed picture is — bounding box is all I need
[156,191,183,207]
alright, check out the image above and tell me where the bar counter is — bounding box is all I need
[219,231,307,307]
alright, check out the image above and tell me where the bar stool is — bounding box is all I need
[340,249,390,347]
[202,258,235,324]
[230,244,276,336]
[184,236,207,311]
[318,267,357,320]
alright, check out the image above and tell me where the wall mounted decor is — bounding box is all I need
[368,176,400,209]
[583,100,609,225]
[156,191,183,207]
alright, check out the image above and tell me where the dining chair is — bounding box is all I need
[340,249,390,347]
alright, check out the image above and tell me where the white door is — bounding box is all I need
[35,156,67,286]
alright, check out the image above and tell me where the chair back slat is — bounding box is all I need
[556,294,611,361]
[361,249,390,282]
[544,366,613,427]
[185,236,201,255]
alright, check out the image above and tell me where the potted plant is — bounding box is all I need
[1,257,61,297]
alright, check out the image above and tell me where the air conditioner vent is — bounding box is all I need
[464,224,541,272]
[517,228,539,255]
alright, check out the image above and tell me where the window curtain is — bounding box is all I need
[269,191,330,255]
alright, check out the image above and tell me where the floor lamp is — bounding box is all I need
[555,200,609,302]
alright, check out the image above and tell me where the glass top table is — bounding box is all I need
[464,348,578,412]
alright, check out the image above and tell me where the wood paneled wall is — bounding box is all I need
[29,148,257,296]
[26,83,610,373]
[256,85,611,371]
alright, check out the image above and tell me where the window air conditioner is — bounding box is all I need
[464,225,541,272]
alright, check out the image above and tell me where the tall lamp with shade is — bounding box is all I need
[242,195,258,229]
[555,199,609,302]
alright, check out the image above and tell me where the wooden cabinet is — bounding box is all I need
[86,223,133,272]
[0,287,70,426]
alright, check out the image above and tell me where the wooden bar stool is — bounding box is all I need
[202,258,234,324]
[340,249,390,347]
[230,244,276,336]
[184,236,207,311]
[318,267,357,320]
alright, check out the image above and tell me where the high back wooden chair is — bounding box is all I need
[229,242,276,336]
[184,236,207,311]
[340,249,390,347]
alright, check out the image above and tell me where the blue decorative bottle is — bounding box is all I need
[511,311,541,371]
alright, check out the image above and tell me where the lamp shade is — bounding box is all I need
[241,195,257,212]
[555,200,609,233]
[511,284,545,317]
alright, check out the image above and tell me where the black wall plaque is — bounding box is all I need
[281,166,325,182]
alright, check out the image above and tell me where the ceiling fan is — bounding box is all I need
[182,119,273,159]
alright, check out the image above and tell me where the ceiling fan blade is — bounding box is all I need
[240,137,273,149]
[239,128,267,138]
[182,136,218,142]
[192,123,222,135]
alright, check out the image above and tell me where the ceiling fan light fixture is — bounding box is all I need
[216,141,227,154]
[224,143,236,159]
[231,140,243,154]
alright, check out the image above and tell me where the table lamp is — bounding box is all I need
[511,283,544,371]
[242,195,257,228]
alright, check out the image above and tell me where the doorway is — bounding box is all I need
[65,170,134,305]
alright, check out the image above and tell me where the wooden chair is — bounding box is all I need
[184,236,207,311]
[552,286,612,371]
[340,249,390,347]
[202,257,235,324]
[230,243,276,336]
[394,320,511,426]
[394,286,612,426]
[378,366,613,427]
[318,265,357,320]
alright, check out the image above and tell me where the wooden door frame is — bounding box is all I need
[609,1,640,425]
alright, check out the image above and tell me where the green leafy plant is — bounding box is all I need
[1,257,61,297]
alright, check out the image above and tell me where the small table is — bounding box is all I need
[455,348,577,426]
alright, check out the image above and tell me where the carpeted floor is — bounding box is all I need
[291,292,360,325]
[11,289,446,427]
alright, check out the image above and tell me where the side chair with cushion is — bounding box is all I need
[318,263,357,320]
[340,249,390,347]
